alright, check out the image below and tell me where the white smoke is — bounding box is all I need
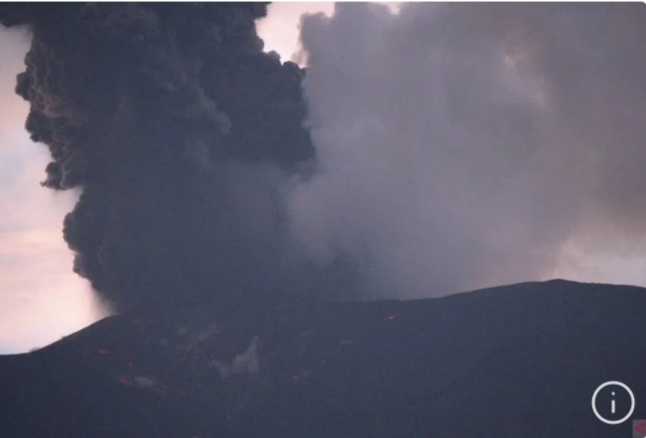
[286,3,646,297]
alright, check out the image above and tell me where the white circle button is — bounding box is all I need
[591,381,635,425]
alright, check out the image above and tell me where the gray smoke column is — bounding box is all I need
[288,3,646,297]
[0,3,317,312]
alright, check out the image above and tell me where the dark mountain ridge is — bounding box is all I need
[1,279,645,437]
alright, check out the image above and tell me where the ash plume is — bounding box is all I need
[288,3,646,297]
[0,3,319,312]
[3,3,646,311]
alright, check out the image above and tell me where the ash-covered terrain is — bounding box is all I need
[1,280,645,437]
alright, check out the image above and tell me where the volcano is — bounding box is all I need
[1,279,644,437]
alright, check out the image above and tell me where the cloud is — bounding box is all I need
[287,3,646,297]
[0,4,319,312]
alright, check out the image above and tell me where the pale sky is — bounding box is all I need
[0,26,107,353]
[1,3,644,353]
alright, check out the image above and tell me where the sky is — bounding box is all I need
[1,2,645,353]
[0,25,107,353]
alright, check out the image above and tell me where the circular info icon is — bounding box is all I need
[591,381,635,425]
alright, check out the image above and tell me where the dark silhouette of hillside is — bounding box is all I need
[1,279,645,437]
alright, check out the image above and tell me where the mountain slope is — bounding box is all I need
[1,279,645,437]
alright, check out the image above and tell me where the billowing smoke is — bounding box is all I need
[288,3,646,297]
[0,3,323,312]
[3,3,645,310]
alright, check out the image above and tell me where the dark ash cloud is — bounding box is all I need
[0,3,323,312]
